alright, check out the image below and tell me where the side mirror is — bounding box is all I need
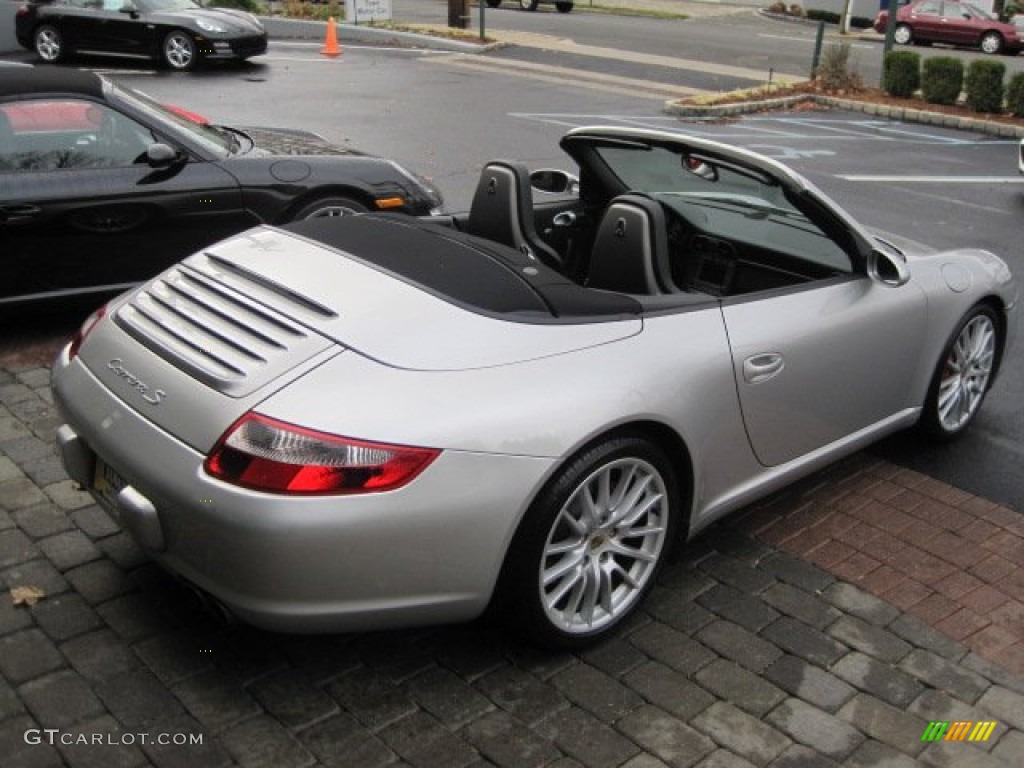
[530,169,579,195]
[120,3,139,17]
[145,143,182,168]
[868,248,911,287]
[682,154,718,182]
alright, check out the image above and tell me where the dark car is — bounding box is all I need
[484,0,574,12]
[15,0,268,71]
[874,0,1023,55]
[0,68,443,309]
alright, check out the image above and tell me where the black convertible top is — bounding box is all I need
[283,214,642,321]
[0,67,105,99]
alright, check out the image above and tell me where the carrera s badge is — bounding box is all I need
[107,358,166,406]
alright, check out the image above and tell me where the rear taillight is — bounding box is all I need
[204,414,440,495]
[68,304,108,360]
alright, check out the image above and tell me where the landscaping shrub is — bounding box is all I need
[965,59,1006,114]
[815,42,861,91]
[788,4,806,17]
[883,51,920,98]
[921,57,963,106]
[768,1,787,13]
[1007,72,1024,118]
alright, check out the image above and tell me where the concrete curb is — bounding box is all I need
[665,93,1024,138]
[260,16,494,53]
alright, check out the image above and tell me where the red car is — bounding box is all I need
[874,0,1023,55]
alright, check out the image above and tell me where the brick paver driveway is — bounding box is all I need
[2,363,1024,768]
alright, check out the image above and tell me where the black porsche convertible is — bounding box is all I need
[0,68,443,309]
[15,0,267,71]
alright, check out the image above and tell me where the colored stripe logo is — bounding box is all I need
[921,721,998,742]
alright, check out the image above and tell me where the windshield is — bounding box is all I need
[592,142,852,272]
[594,143,802,218]
[135,0,203,12]
[107,81,234,158]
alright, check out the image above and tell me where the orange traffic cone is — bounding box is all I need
[321,17,341,58]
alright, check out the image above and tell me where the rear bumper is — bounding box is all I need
[52,347,554,633]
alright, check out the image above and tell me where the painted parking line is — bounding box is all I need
[758,33,876,50]
[511,113,1015,146]
[839,174,1024,183]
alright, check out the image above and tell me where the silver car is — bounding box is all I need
[52,126,1018,648]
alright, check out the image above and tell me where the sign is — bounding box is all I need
[345,0,392,23]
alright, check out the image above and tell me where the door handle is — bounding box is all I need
[0,204,42,221]
[743,353,785,384]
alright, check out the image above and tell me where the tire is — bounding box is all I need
[920,305,1000,441]
[33,25,65,64]
[485,0,501,6]
[893,24,913,46]
[520,0,539,10]
[555,1,573,11]
[290,196,368,220]
[498,435,679,648]
[980,31,1003,55]
[163,29,198,71]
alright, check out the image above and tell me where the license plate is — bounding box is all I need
[92,458,126,514]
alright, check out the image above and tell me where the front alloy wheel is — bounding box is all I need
[500,436,678,647]
[980,31,1003,54]
[922,305,998,439]
[34,25,64,63]
[893,24,913,45]
[163,30,197,71]
[291,196,368,219]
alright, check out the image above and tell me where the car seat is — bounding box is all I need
[464,160,563,270]
[586,194,677,295]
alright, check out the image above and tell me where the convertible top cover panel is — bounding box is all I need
[284,214,642,320]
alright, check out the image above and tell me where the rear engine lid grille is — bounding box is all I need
[115,256,336,397]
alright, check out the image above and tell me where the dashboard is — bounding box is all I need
[662,199,848,296]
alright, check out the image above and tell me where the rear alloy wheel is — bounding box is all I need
[555,1,573,10]
[291,196,368,220]
[163,29,198,71]
[921,305,999,440]
[34,25,65,63]
[980,31,1003,54]
[520,0,539,9]
[500,436,678,648]
[893,24,913,45]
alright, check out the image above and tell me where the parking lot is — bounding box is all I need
[3,9,1024,767]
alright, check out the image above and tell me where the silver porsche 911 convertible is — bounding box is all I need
[52,126,1017,648]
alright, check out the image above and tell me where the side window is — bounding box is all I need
[916,1,940,15]
[0,99,157,172]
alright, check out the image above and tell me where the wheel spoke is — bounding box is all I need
[578,558,602,626]
[544,565,585,611]
[611,486,662,530]
[606,538,659,563]
[606,472,653,526]
[542,548,586,587]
